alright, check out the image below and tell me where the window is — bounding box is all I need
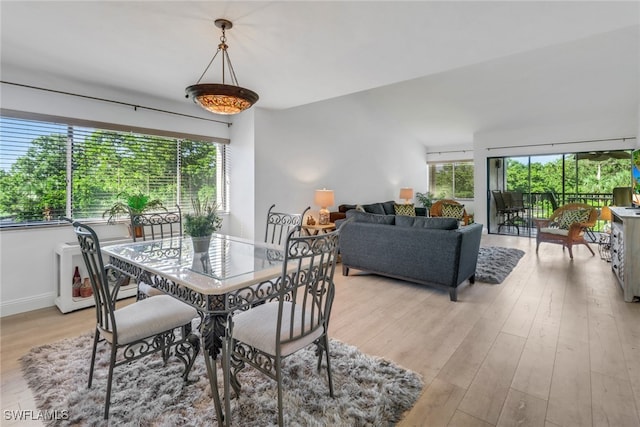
[0,114,228,227]
[428,161,474,199]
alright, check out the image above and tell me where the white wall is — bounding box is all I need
[252,94,428,240]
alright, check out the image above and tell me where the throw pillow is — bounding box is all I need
[557,208,590,229]
[394,203,416,217]
[441,203,465,220]
[355,205,366,212]
[361,203,386,215]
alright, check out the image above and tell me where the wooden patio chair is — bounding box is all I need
[430,199,471,225]
[533,203,597,259]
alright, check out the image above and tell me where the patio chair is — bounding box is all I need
[430,199,471,225]
[264,204,310,245]
[492,191,519,234]
[71,220,199,419]
[533,203,597,259]
[227,228,341,426]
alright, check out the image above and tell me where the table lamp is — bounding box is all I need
[399,187,414,204]
[314,189,335,225]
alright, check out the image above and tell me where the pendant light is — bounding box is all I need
[185,19,259,115]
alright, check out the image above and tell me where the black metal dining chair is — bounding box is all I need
[71,220,199,419]
[264,204,310,245]
[227,228,341,426]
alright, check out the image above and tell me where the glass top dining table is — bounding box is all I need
[102,233,287,426]
[103,233,285,297]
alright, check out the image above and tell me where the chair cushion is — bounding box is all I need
[441,203,465,219]
[102,295,197,345]
[232,302,324,356]
[394,203,416,217]
[540,227,584,237]
[557,209,590,229]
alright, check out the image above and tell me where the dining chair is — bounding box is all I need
[129,206,182,298]
[71,220,200,419]
[264,204,310,245]
[129,205,182,242]
[227,227,341,426]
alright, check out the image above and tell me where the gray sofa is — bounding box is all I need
[338,211,483,301]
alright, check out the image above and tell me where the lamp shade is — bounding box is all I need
[399,187,414,201]
[600,205,611,221]
[314,189,335,208]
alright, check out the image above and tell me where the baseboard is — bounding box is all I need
[0,292,56,317]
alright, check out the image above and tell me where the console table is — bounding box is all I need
[610,207,640,302]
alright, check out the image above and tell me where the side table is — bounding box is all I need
[302,223,336,236]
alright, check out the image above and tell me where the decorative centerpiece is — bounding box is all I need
[184,197,223,253]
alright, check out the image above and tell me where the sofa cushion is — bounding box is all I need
[361,203,385,215]
[394,203,416,217]
[346,210,396,225]
[395,216,459,230]
[441,203,465,219]
[381,201,396,215]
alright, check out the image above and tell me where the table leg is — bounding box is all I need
[200,313,226,426]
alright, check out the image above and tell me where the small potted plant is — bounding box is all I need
[103,193,165,236]
[416,191,435,210]
[184,197,223,252]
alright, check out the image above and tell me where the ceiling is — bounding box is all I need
[1,1,639,144]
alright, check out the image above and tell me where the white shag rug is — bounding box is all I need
[21,332,423,426]
[475,246,525,284]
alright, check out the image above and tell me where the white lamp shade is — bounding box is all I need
[399,187,414,201]
[314,189,335,208]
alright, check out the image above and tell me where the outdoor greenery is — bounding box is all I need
[429,162,474,199]
[0,122,221,224]
[102,193,165,224]
[505,154,632,196]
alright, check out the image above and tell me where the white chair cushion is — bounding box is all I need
[232,302,324,356]
[101,295,197,345]
[540,227,584,237]
[138,281,165,297]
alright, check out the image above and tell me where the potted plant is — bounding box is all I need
[415,191,435,210]
[103,193,165,237]
[184,197,223,252]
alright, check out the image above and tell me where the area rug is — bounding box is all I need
[21,332,424,426]
[475,246,525,284]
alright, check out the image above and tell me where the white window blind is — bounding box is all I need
[0,114,228,227]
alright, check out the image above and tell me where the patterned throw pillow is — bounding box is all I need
[557,209,590,230]
[441,203,465,219]
[394,203,416,217]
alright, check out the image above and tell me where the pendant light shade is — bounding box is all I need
[185,19,259,115]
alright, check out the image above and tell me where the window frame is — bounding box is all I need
[428,160,475,200]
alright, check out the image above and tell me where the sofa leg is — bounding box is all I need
[342,265,349,276]
[449,288,457,302]
[469,274,475,284]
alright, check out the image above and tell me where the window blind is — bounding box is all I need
[0,114,228,227]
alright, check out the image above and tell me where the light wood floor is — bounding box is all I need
[2,234,640,426]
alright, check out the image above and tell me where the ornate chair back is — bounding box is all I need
[72,221,117,334]
[229,227,341,426]
[264,204,310,245]
[129,206,182,242]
